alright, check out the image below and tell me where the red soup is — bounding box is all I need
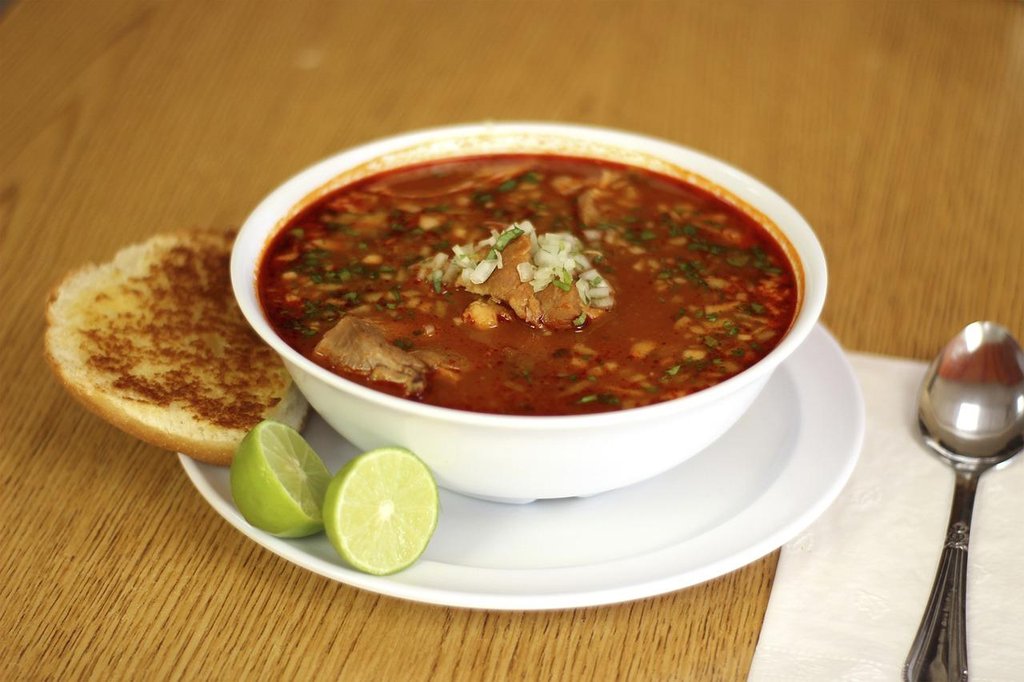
[258,154,799,415]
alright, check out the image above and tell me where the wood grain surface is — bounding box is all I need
[2,1,1022,679]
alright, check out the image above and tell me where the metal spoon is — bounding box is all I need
[904,321,1024,681]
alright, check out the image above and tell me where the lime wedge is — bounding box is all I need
[230,420,331,538]
[323,447,439,575]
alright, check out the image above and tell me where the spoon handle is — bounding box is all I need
[903,470,977,682]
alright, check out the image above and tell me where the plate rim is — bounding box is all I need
[179,324,865,610]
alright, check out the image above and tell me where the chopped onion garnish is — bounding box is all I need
[418,219,614,310]
[452,244,475,269]
[534,249,560,268]
[469,258,499,284]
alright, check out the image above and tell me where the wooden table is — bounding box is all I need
[3,1,1022,678]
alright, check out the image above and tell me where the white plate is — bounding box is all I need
[180,325,864,610]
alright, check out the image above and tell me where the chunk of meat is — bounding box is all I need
[411,348,467,382]
[551,175,585,196]
[577,187,605,227]
[471,235,592,330]
[366,163,532,199]
[313,316,428,396]
[461,236,543,325]
[460,235,586,330]
[535,285,584,329]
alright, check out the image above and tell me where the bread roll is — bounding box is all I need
[45,229,308,465]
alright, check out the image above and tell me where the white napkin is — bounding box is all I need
[749,353,1024,682]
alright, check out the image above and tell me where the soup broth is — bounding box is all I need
[258,154,798,415]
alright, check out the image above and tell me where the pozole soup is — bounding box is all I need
[258,154,799,415]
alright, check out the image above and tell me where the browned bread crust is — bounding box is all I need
[44,229,308,465]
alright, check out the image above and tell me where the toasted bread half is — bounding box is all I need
[45,229,309,465]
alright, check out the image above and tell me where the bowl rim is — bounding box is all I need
[232,121,827,429]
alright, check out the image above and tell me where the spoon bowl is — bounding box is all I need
[918,321,1024,466]
[904,321,1024,681]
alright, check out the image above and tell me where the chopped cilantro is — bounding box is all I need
[578,393,620,405]
[494,226,524,251]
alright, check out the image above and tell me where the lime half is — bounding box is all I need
[323,447,439,575]
[230,420,331,538]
